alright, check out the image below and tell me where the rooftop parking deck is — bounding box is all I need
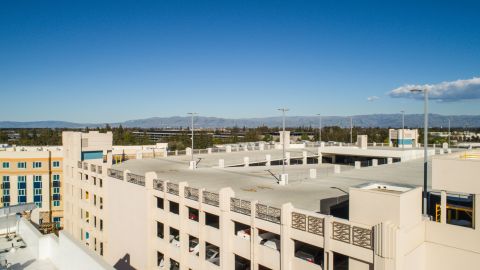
[113,153,431,211]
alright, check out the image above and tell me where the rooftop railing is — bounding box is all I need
[107,169,124,180]
[256,204,281,224]
[203,191,219,207]
[230,198,251,216]
[153,179,164,191]
[126,173,145,186]
[167,182,179,196]
[97,166,103,174]
[83,162,88,170]
[332,220,373,249]
[184,186,199,201]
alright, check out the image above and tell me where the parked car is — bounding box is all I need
[295,244,323,266]
[206,245,220,265]
[189,238,200,255]
[259,232,280,251]
[236,228,251,240]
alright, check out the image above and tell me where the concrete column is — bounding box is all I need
[244,157,250,167]
[218,159,225,168]
[309,169,317,179]
[280,203,294,270]
[279,174,288,185]
[323,216,333,270]
[387,157,393,164]
[441,190,447,224]
[244,145,249,152]
[317,153,323,165]
[447,149,452,154]
[186,147,192,156]
[285,152,291,165]
[355,161,361,169]
[207,148,212,154]
[331,155,336,164]
[439,149,444,155]
[236,145,240,152]
[107,151,113,165]
[334,165,341,174]
[372,159,378,167]
[339,142,343,147]
[226,145,232,153]
[373,142,377,147]
[189,160,196,170]
[136,151,143,160]
[175,150,178,156]
[320,142,325,148]
[265,154,271,167]
[302,151,308,165]
[259,143,265,151]
[219,188,235,270]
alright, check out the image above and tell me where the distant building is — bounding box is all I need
[388,128,419,148]
[0,146,63,228]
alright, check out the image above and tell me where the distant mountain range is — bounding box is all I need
[1,114,479,129]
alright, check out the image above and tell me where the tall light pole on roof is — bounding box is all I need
[278,108,289,174]
[410,88,429,216]
[187,112,198,162]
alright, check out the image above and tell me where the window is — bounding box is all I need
[2,162,9,168]
[94,195,97,206]
[53,201,60,207]
[156,196,164,209]
[157,221,164,238]
[100,242,103,256]
[169,201,179,215]
[188,207,199,222]
[99,178,103,188]
[53,174,60,181]
[32,162,42,168]
[2,176,10,207]
[52,161,60,168]
[34,175,42,188]
[99,197,103,209]
[100,219,103,231]
[53,187,60,194]
[18,176,26,204]
[17,162,26,169]
[205,243,220,266]
[157,252,164,267]
[93,177,97,185]
[205,212,220,229]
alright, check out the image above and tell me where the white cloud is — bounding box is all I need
[389,77,480,101]
[367,96,380,102]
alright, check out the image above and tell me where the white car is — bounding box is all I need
[236,228,251,240]
[206,246,220,263]
[189,239,200,255]
[169,235,180,248]
[259,232,280,251]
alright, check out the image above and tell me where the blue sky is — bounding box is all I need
[1,0,479,123]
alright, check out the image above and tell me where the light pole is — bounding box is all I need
[278,108,289,174]
[448,119,451,147]
[410,88,428,216]
[187,112,198,162]
[401,110,405,150]
[316,114,322,143]
[350,116,353,144]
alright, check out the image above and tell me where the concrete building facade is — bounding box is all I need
[61,131,479,270]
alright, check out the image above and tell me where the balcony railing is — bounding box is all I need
[126,173,145,186]
[292,212,306,231]
[153,179,164,191]
[230,198,251,216]
[352,226,373,249]
[307,216,324,236]
[202,191,219,207]
[332,222,351,243]
[167,182,179,196]
[107,169,124,180]
[184,187,199,201]
[256,204,281,224]
[331,221,373,249]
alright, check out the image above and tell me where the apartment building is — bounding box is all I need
[62,131,480,270]
[0,146,63,228]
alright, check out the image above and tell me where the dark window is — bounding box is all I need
[169,201,179,215]
[188,207,199,222]
[157,222,164,239]
[205,212,219,229]
[156,196,164,209]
